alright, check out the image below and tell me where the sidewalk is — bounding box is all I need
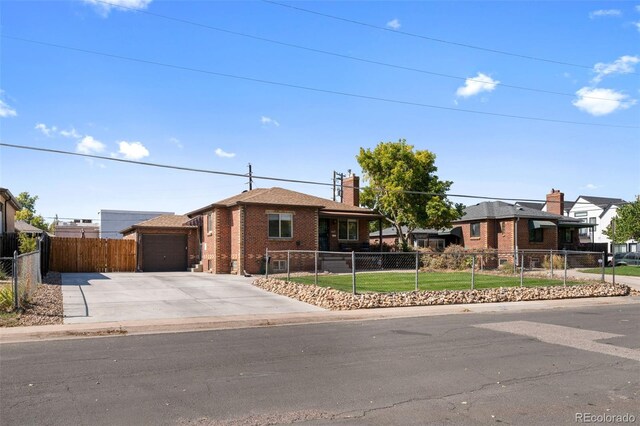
[565,269,640,291]
[2,294,639,344]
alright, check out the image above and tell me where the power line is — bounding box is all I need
[0,142,622,206]
[92,0,615,103]
[262,0,597,70]
[3,36,636,130]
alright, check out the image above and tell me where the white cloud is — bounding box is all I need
[35,123,57,137]
[117,141,149,160]
[635,21,640,32]
[169,137,183,149]
[215,148,236,158]
[455,73,500,98]
[589,9,621,19]
[60,127,81,139]
[592,55,639,83]
[83,0,152,16]
[386,18,401,30]
[636,5,640,12]
[76,136,106,155]
[260,116,280,127]
[572,87,636,116]
[584,183,603,190]
[0,99,17,118]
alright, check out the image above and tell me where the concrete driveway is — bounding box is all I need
[62,272,324,324]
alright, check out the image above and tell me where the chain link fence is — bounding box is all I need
[0,250,42,312]
[265,249,606,294]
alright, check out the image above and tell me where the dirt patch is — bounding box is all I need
[0,272,64,327]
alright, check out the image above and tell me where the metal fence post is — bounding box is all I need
[265,248,269,279]
[563,251,567,287]
[415,251,419,291]
[519,251,524,287]
[352,250,356,295]
[550,249,553,277]
[601,252,605,283]
[314,250,318,286]
[286,250,290,282]
[12,250,18,311]
[471,255,475,290]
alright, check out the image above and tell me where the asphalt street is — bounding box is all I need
[1,304,638,425]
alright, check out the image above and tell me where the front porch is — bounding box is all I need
[318,211,382,252]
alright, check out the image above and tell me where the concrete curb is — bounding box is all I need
[2,295,639,344]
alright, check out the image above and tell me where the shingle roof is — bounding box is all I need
[15,220,44,234]
[454,201,580,222]
[515,202,544,210]
[578,195,627,207]
[189,187,374,216]
[120,214,195,234]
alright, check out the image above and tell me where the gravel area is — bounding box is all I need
[254,278,631,310]
[0,272,64,327]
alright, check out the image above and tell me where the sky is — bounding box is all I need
[1,0,639,226]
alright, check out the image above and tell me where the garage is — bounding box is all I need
[120,214,199,273]
[142,234,187,272]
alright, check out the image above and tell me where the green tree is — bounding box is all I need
[18,233,38,253]
[604,196,640,243]
[357,139,462,250]
[15,192,48,231]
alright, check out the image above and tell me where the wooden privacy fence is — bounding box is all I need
[49,238,136,272]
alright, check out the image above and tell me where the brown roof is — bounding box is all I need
[188,187,376,216]
[120,214,195,234]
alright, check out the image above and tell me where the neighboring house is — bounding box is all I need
[0,188,22,256]
[121,215,198,272]
[187,175,381,275]
[99,209,173,239]
[567,196,636,254]
[369,226,461,250]
[53,219,100,239]
[15,220,45,237]
[453,189,589,254]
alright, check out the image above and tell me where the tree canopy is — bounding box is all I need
[357,139,462,250]
[15,192,49,231]
[603,196,640,243]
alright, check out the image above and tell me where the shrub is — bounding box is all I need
[0,285,14,312]
[542,254,564,270]
[422,244,472,270]
[18,233,37,254]
[499,261,514,274]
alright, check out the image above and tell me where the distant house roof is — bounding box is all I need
[578,195,627,208]
[454,201,582,223]
[188,187,377,216]
[120,214,195,234]
[15,220,44,234]
[0,188,22,210]
[370,226,448,238]
[564,201,576,212]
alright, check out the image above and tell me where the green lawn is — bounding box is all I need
[579,266,640,277]
[288,272,586,293]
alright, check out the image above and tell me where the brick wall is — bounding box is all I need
[546,190,564,216]
[460,218,558,252]
[244,205,319,275]
[342,175,360,207]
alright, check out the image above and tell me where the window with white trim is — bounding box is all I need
[338,219,358,241]
[268,213,292,238]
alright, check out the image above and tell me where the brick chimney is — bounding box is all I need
[546,189,564,216]
[342,173,360,207]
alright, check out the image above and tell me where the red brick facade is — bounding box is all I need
[458,218,563,252]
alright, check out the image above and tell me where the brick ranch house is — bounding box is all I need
[186,175,382,275]
[452,190,593,266]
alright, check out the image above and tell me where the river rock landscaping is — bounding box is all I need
[253,278,631,310]
[0,272,64,327]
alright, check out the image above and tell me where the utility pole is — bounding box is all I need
[248,163,253,190]
[333,171,344,202]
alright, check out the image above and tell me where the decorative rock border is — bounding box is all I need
[253,278,630,310]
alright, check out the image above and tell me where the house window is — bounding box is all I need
[579,220,589,236]
[574,211,587,218]
[273,259,287,272]
[562,229,573,243]
[206,212,213,234]
[268,213,292,238]
[588,217,596,236]
[528,220,543,243]
[470,222,481,238]
[613,244,627,254]
[338,219,358,241]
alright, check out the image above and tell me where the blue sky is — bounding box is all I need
[1,0,638,223]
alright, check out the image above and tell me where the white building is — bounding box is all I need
[99,210,173,239]
[568,196,637,254]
